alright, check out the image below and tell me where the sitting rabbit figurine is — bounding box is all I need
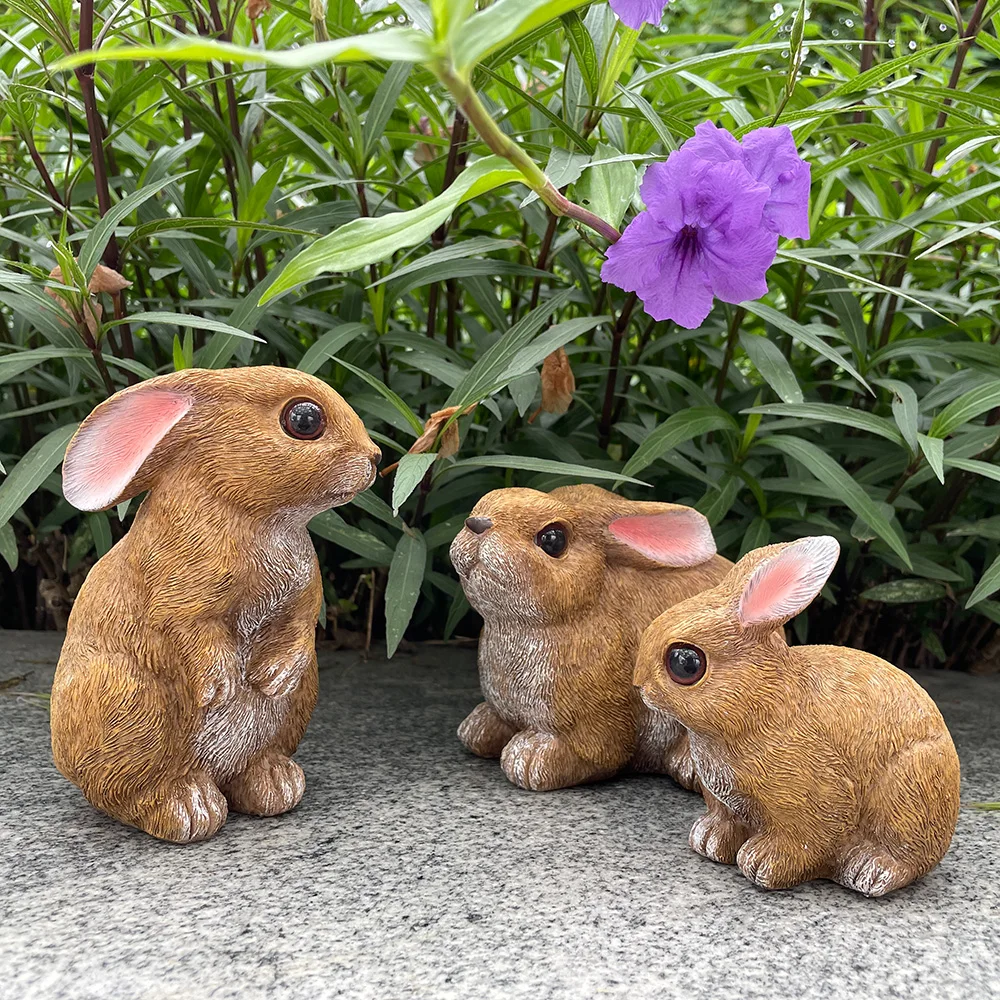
[450,484,731,792]
[635,535,961,896]
[50,367,381,843]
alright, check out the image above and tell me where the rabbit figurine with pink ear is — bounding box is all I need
[450,484,732,792]
[635,535,961,897]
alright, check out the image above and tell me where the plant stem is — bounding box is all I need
[597,291,637,449]
[529,211,558,311]
[715,307,746,404]
[438,67,622,245]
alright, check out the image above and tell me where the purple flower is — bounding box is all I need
[601,121,811,329]
[609,0,672,30]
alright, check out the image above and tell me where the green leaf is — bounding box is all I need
[861,580,947,604]
[759,434,911,568]
[331,357,424,437]
[578,143,638,231]
[0,423,79,527]
[967,553,1000,608]
[78,174,188,278]
[236,160,285,258]
[453,0,591,71]
[88,512,112,557]
[873,378,920,455]
[917,434,945,485]
[297,323,368,375]
[739,516,771,557]
[309,509,395,564]
[0,522,17,571]
[118,312,265,343]
[392,453,438,515]
[945,457,1000,484]
[385,530,427,658]
[449,455,649,487]
[621,407,737,479]
[363,61,411,162]
[739,333,803,405]
[53,29,436,74]
[261,157,523,302]
[930,383,1000,439]
[743,403,903,446]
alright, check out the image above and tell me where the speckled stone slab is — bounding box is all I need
[1,631,998,1000]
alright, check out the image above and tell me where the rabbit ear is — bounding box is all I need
[63,385,194,510]
[737,535,840,629]
[608,507,717,568]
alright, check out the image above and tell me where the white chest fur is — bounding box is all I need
[479,624,556,731]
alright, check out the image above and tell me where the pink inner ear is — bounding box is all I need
[63,389,193,510]
[608,509,716,567]
[738,535,840,627]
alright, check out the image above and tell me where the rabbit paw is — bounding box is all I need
[194,664,241,708]
[839,850,912,897]
[665,740,700,792]
[689,811,748,865]
[250,651,310,699]
[140,773,229,843]
[500,731,606,791]
[223,753,305,817]
[458,702,515,758]
[736,834,810,891]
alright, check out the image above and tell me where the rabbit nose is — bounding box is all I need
[370,447,382,468]
[465,517,493,535]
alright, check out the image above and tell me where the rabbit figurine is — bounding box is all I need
[450,484,732,792]
[635,535,961,896]
[50,366,381,843]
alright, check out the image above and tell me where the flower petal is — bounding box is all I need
[601,211,676,294]
[684,120,744,165]
[692,160,770,233]
[609,0,670,30]
[699,224,778,305]
[741,126,811,239]
[635,234,715,329]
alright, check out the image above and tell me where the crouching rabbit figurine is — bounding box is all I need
[50,367,381,843]
[635,535,961,896]
[450,485,731,792]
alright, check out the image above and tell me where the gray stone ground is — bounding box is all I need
[1,630,998,1000]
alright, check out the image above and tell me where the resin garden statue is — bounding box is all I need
[50,367,381,843]
[450,484,731,792]
[635,535,961,897]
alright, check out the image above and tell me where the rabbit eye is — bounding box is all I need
[666,643,707,685]
[282,399,325,440]
[535,523,567,557]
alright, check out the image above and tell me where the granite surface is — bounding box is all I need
[1,630,998,1000]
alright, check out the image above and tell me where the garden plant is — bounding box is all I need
[1,0,999,675]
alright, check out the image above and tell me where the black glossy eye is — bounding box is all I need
[282,399,325,440]
[666,643,707,686]
[535,523,567,557]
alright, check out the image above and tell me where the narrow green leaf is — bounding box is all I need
[930,383,1000,439]
[309,509,395,564]
[385,531,428,658]
[88,512,112,557]
[0,522,17,571]
[392,453,438,515]
[967,553,1000,608]
[297,323,368,375]
[621,407,737,479]
[743,403,903,445]
[739,332,803,405]
[759,434,911,567]
[873,378,920,455]
[918,434,945,484]
[0,423,79,526]
[261,157,523,302]
[945,457,1000,484]
[578,142,638,230]
[117,311,265,343]
[861,580,947,604]
[363,61,411,162]
[450,455,649,487]
[331,357,425,436]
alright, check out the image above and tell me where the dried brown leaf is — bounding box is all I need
[540,347,575,415]
[408,404,475,459]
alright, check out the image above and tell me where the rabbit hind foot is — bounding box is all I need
[500,730,613,791]
[458,701,515,758]
[837,847,917,897]
[221,752,305,817]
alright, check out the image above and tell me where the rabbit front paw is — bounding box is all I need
[458,702,515,758]
[194,663,241,708]
[222,752,305,817]
[736,834,813,891]
[689,811,749,865]
[139,773,229,843]
[839,850,912,898]
[500,731,608,791]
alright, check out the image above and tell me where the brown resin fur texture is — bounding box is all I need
[50,367,379,843]
[450,485,732,791]
[635,536,961,897]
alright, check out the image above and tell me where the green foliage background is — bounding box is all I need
[1,0,1000,671]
